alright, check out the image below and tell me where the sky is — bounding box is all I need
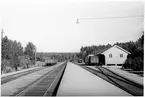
[0,0,144,52]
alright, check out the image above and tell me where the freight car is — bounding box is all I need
[44,58,57,66]
[78,59,83,63]
[84,54,99,66]
[84,54,105,66]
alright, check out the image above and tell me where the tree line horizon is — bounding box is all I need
[77,31,144,71]
[1,29,144,74]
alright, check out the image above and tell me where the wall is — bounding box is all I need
[102,46,128,66]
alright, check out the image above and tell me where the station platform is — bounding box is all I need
[57,62,132,96]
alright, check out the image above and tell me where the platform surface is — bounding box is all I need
[57,62,132,96]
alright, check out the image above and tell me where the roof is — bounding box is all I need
[94,46,112,55]
[94,45,131,55]
[87,54,95,57]
[114,45,131,54]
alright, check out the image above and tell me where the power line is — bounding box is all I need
[78,15,144,20]
[76,15,144,23]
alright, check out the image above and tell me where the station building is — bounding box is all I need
[86,45,131,66]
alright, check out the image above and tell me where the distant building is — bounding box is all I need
[99,45,131,66]
[85,45,131,66]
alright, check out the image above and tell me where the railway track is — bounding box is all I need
[14,62,67,96]
[1,67,44,85]
[83,66,143,96]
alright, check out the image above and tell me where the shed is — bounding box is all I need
[96,45,131,66]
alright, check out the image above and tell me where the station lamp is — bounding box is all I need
[76,18,79,24]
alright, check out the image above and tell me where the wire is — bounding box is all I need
[78,15,144,20]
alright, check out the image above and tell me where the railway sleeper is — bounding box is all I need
[16,64,66,96]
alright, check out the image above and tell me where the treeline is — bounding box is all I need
[36,52,78,62]
[77,33,144,71]
[2,34,36,73]
[77,44,112,60]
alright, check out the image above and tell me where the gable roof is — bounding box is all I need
[95,45,131,55]
[114,45,131,54]
[94,46,112,55]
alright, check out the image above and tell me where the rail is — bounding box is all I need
[83,66,143,96]
[15,62,67,96]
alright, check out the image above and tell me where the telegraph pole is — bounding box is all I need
[1,29,4,41]
[1,29,4,66]
[35,47,36,66]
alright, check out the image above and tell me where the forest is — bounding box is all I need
[2,29,144,73]
[36,52,78,62]
[1,30,78,73]
[2,34,36,73]
[77,32,144,71]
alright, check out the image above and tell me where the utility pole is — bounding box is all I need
[1,29,4,65]
[1,29,4,41]
[35,47,36,66]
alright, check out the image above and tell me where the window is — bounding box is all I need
[120,54,123,58]
[109,54,112,58]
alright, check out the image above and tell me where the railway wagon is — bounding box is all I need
[44,59,57,66]
[78,59,83,63]
[84,55,99,65]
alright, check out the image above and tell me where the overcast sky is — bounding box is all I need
[0,0,144,52]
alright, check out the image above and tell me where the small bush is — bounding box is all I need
[1,59,10,72]
[123,58,132,69]
[3,66,14,73]
[21,65,27,69]
[123,57,143,71]
[131,57,143,71]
